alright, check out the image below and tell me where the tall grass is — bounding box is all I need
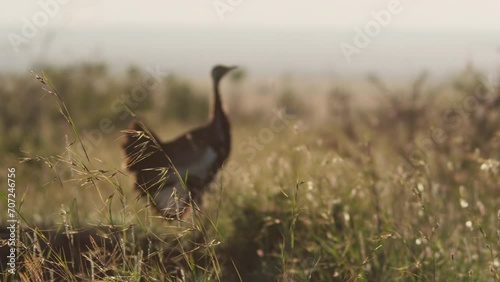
[0,63,498,281]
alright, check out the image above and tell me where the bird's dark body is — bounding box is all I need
[122,65,234,218]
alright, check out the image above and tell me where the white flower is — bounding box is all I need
[307,181,314,190]
[460,199,469,208]
[465,220,473,230]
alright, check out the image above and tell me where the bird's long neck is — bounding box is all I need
[212,78,226,123]
[211,77,230,148]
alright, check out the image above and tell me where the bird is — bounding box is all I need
[122,65,236,219]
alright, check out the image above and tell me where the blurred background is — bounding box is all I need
[2,0,500,78]
[1,1,499,281]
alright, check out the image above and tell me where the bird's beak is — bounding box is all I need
[229,66,238,71]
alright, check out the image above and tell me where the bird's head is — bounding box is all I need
[211,65,237,83]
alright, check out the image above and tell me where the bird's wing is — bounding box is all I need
[164,129,225,194]
[123,122,214,171]
[123,122,220,218]
[122,122,166,172]
[133,147,216,218]
[136,169,189,218]
[160,126,213,163]
[134,168,190,218]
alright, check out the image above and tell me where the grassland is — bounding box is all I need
[0,64,499,281]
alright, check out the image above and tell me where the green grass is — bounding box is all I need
[0,64,499,281]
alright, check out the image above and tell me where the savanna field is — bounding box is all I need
[0,64,499,281]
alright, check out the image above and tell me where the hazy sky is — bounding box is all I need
[2,1,499,77]
[2,0,500,30]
